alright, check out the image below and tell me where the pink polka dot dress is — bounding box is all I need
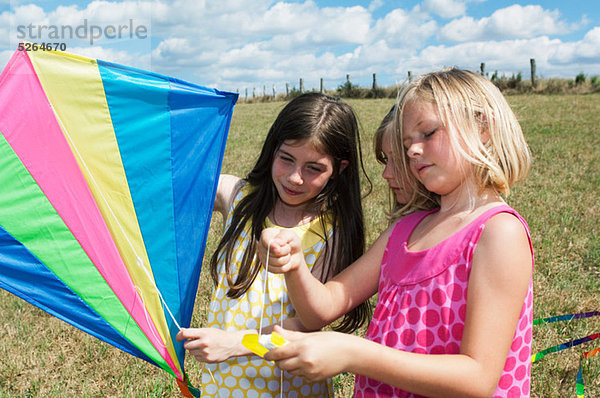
[354,205,534,398]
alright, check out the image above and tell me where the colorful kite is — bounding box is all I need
[0,47,237,395]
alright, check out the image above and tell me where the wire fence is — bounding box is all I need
[236,59,600,102]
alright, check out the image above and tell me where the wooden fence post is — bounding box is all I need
[480,62,485,76]
[320,78,324,93]
[286,83,290,97]
[530,58,537,88]
[299,78,304,94]
[372,73,377,90]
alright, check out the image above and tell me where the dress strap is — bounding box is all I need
[224,182,247,229]
[387,209,437,247]
[466,204,534,265]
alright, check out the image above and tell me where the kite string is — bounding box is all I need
[49,103,182,334]
[207,237,280,397]
[136,256,182,330]
[258,236,285,398]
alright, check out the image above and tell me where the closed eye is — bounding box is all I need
[307,165,325,173]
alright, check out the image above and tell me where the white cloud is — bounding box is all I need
[440,4,572,42]
[401,27,600,80]
[422,0,466,19]
[310,6,371,45]
[0,49,12,68]
[368,0,384,12]
[72,44,150,68]
[146,0,375,88]
[12,3,46,22]
[221,43,275,70]
[152,38,197,63]
[0,11,10,48]
[548,27,600,65]
[410,38,553,72]
[369,8,437,49]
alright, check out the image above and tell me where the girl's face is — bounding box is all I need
[380,128,412,205]
[271,139,335,208]
[402,99,469,196]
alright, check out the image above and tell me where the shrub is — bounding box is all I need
[542,78,569,94]
[365,87,387,99]
[491,72,524,92]
[336,80,366,98]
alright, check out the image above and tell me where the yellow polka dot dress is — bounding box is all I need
[202,185,333,397]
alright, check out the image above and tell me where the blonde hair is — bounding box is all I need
[374,105,439,221]
[392,68,531,207]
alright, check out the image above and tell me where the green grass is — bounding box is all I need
[1,94,599,397]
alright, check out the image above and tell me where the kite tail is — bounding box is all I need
[532,311,599,398]
[176,373,201,398]
[576,347,600,398]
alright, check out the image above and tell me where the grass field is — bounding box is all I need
[1,94,598,397]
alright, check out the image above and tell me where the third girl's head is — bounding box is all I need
[393,68,531,206]
[374,105,411,205]
[374,105,439,219]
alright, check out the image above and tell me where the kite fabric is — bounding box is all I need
[0,47,237,391]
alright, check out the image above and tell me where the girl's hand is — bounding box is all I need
[264,326,350,381]
[176,328,250,363]
[259,228,305,274]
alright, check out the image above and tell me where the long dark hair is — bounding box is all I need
[210,93,371,333]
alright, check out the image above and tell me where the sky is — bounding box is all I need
[1,0,599,93]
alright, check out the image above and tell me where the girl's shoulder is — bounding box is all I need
[476,205,533,259]
[473,205,531,244]
[440,204,532,254]
[215,174,245,216]
[461,205,533,273]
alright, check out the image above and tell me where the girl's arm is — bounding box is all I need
[266,213,533,397]
[213,174,244,220]
[175,317,309,363]
[260,225,392,330]
[177,225,388,363]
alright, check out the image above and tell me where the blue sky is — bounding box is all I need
[1,1,598,93]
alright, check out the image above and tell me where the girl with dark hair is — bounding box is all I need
[177,93,370,397]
